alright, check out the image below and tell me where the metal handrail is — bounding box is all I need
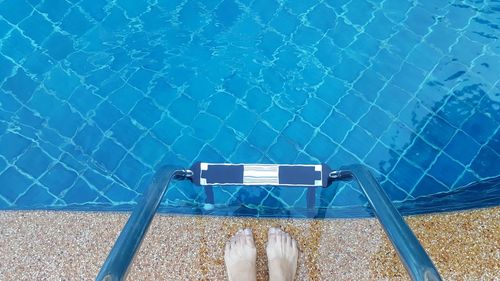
[334,165,442,281]
[96,166,187,281]
[96,163,441,281]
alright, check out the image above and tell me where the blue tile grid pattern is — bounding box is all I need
[0,0,499,217]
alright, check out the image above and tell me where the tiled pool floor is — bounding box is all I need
[0,0,499,216]
[0,207,498,280]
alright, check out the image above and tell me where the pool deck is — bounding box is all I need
[0,207,498,280]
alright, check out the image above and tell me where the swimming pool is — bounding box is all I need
[0,0,498,218]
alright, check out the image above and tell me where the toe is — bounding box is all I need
[244,228,254,245]
[237,229,247,244]
[276,228,285,244]
[281,232,288,249]
[285,233,292,246]
[231,231,239,246]
[268,227,278,243]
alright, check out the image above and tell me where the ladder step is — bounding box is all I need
[189,162,332,187]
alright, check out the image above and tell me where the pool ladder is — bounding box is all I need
[96,163,442,281]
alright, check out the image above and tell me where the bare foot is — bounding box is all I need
[224,228,257,281]
[266,227,299,281]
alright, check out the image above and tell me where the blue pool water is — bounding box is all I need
[0,0,499,218]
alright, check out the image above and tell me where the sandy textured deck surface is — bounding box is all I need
[0,207,498,280]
